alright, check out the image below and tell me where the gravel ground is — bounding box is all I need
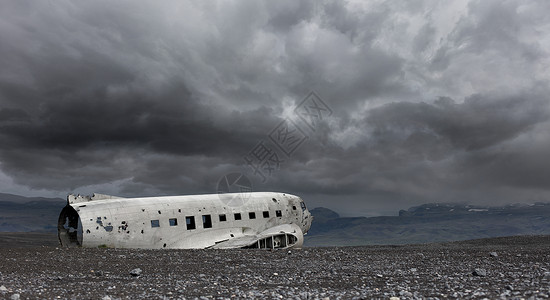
[0,235,549,299]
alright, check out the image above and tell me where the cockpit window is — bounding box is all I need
[300,201,307,211]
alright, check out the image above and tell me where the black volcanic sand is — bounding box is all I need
[0,235,549,299]
[0,232,58,248]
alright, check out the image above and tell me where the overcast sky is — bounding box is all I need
[1,0,549,216]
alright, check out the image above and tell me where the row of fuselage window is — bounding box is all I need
[150,210,283,230]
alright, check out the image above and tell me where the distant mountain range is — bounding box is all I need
[0,193,65,232]
[306,203,550,246]
[1,193,549,246]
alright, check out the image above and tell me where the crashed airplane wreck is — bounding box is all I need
[58,192,313,249]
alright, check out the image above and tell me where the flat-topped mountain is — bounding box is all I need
[306,203,550,246]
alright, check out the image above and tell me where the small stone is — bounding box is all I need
[399,290,412,297]
[273,272,278,276]
[10,294,20,300]
[489,252,498,257]
[376,274,383,278]
[0,286,7,292]
[390,297,400,300]
[130,268,142,277]
[101,296,111,300]
[472,268,486,277]
[287,250,292,255]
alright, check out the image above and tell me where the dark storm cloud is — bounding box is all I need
[0,82,280,190]
[0,0,549,215]
[0,0,289,193]
[269,90,550,214]
[366,92,548,152]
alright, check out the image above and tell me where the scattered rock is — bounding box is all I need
[130,268,142,277]
[399,290,412,297]
[473,268,487,277]
[0,235,548,299]
[490,252,498,257]
[10,294,20,300]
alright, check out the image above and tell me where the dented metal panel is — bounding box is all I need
[58,192,313,249]
[68,193,124,204]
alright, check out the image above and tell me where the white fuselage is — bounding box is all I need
[58,192,313,249]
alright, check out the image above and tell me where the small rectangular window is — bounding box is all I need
[202,215,212,228]
[249,212,256,219]
[234,213,242,220]
[186,216,196,230]
[263,211,270,218]
[276,210,282,217]
[219,214,227,222]
[169,218,178,226]
[151,220,160,228]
